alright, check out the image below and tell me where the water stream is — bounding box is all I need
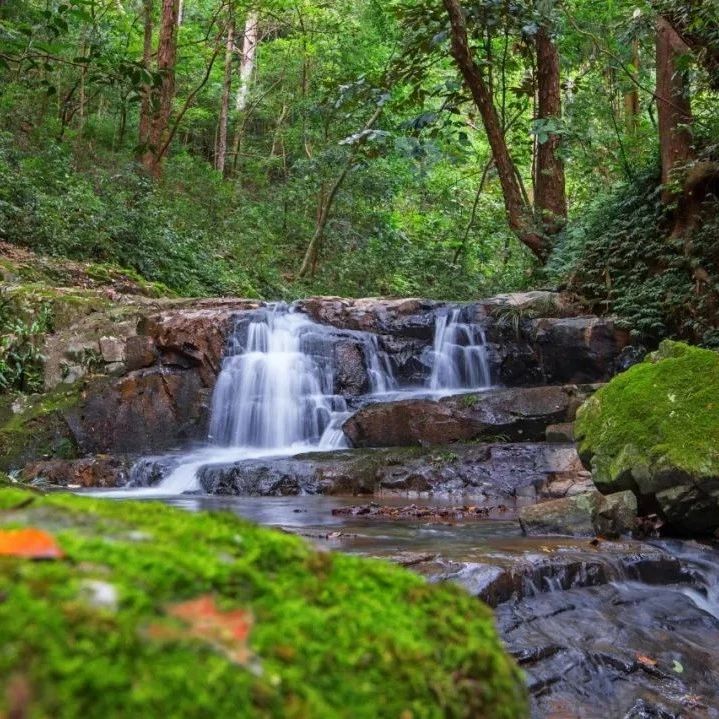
[118,303,492,496]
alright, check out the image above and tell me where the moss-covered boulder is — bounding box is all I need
[575,341,719,534]
[0,487,527,718]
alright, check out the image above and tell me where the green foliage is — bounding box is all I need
[0,288,52,393]
[546,168,719,345]
[0,488,528,718]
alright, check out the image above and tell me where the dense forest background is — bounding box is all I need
[1,0,718,342]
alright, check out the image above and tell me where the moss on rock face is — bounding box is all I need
[0,488,527,719]
[575,341,719,533]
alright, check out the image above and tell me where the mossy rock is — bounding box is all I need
[0,489,527,718]
[0,385,82,471]
[575,340,719,534]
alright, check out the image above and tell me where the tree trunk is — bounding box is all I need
[535,24,567,235]
[624,37,640,131]
[142,0,180,178]
[297,105,383,278]
[656,15,693,201]
[442,0,548,261]
[215,19,234,175]
[230,11,259,172]
[138,0,153,150]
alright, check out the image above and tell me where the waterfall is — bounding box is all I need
[209,304,350,451]
[427,308,491,391]
[120,302,491,496]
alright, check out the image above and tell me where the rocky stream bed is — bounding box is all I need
[3,289,719,717]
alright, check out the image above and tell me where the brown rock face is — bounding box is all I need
[21,456,130,488]
[64,369,209,454]
[343,385,599,448]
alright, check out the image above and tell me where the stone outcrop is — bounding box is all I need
[576,341,719,535]
[343,384,599,448]
[21,456,130,488]
[191,442,591,500]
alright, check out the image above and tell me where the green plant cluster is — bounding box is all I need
[0,287,53,392]
[546,169,719,346]
[0,486,528,718]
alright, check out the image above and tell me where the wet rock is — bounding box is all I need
[545,422,574,443]
[331,502,500,521]
[343,384,598,448]
[519,490,637,538]
[196,443,591,500]
[64,369,210,454]
[20,456,130,488]
[332,341,369,396]
[295,296,441,339]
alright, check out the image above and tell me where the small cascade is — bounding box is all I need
[208,304,349,451]
[364,334,397,394]
[427,308,491,391]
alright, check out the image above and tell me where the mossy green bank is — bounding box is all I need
[0,485,527,718]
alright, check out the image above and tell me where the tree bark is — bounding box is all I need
[230,11,259,172]
[535,24,567,235]
[138,0,153,150]
[442,0,548,261]
[142,0,180,178]
[656,15,693,201]
[624,36,640,131]
[215,19,234,175]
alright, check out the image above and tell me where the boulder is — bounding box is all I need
[518,490,637,538]
[343,384,598,448]
[576,340,719,535]
[545,422,574,443]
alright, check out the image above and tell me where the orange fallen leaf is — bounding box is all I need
[0,528,64,559]
[636,653,657,667]
[152,595,253,665]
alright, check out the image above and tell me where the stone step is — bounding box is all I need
[342,384,599,448]
[193,442,592,500]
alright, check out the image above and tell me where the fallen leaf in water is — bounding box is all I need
[672,659,684,674]
[636,653,657,667]
[150,595,253,665]
[0,528,64,559]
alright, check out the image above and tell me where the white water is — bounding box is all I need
[103,303,493,497]
[427,308,491,392]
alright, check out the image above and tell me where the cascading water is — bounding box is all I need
[208,306,349,451]
[427,308,491,391]
[124,302,492,495]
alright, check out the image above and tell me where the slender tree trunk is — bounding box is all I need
[230,11,259,172]
[215,19,234,175]
[297,105,383,278]
[138,0,154,150]
[442,0,547,261]
[143,0,180,178]
[535,24,567,235]
[624,37,640,131]
[656,15,693,201]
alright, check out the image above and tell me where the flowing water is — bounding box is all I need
[114,302,492,496]
[88,302,719,715]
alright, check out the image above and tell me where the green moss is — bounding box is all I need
[0,384,82,470]
[0,489,527,718]
[575,340,719,487]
